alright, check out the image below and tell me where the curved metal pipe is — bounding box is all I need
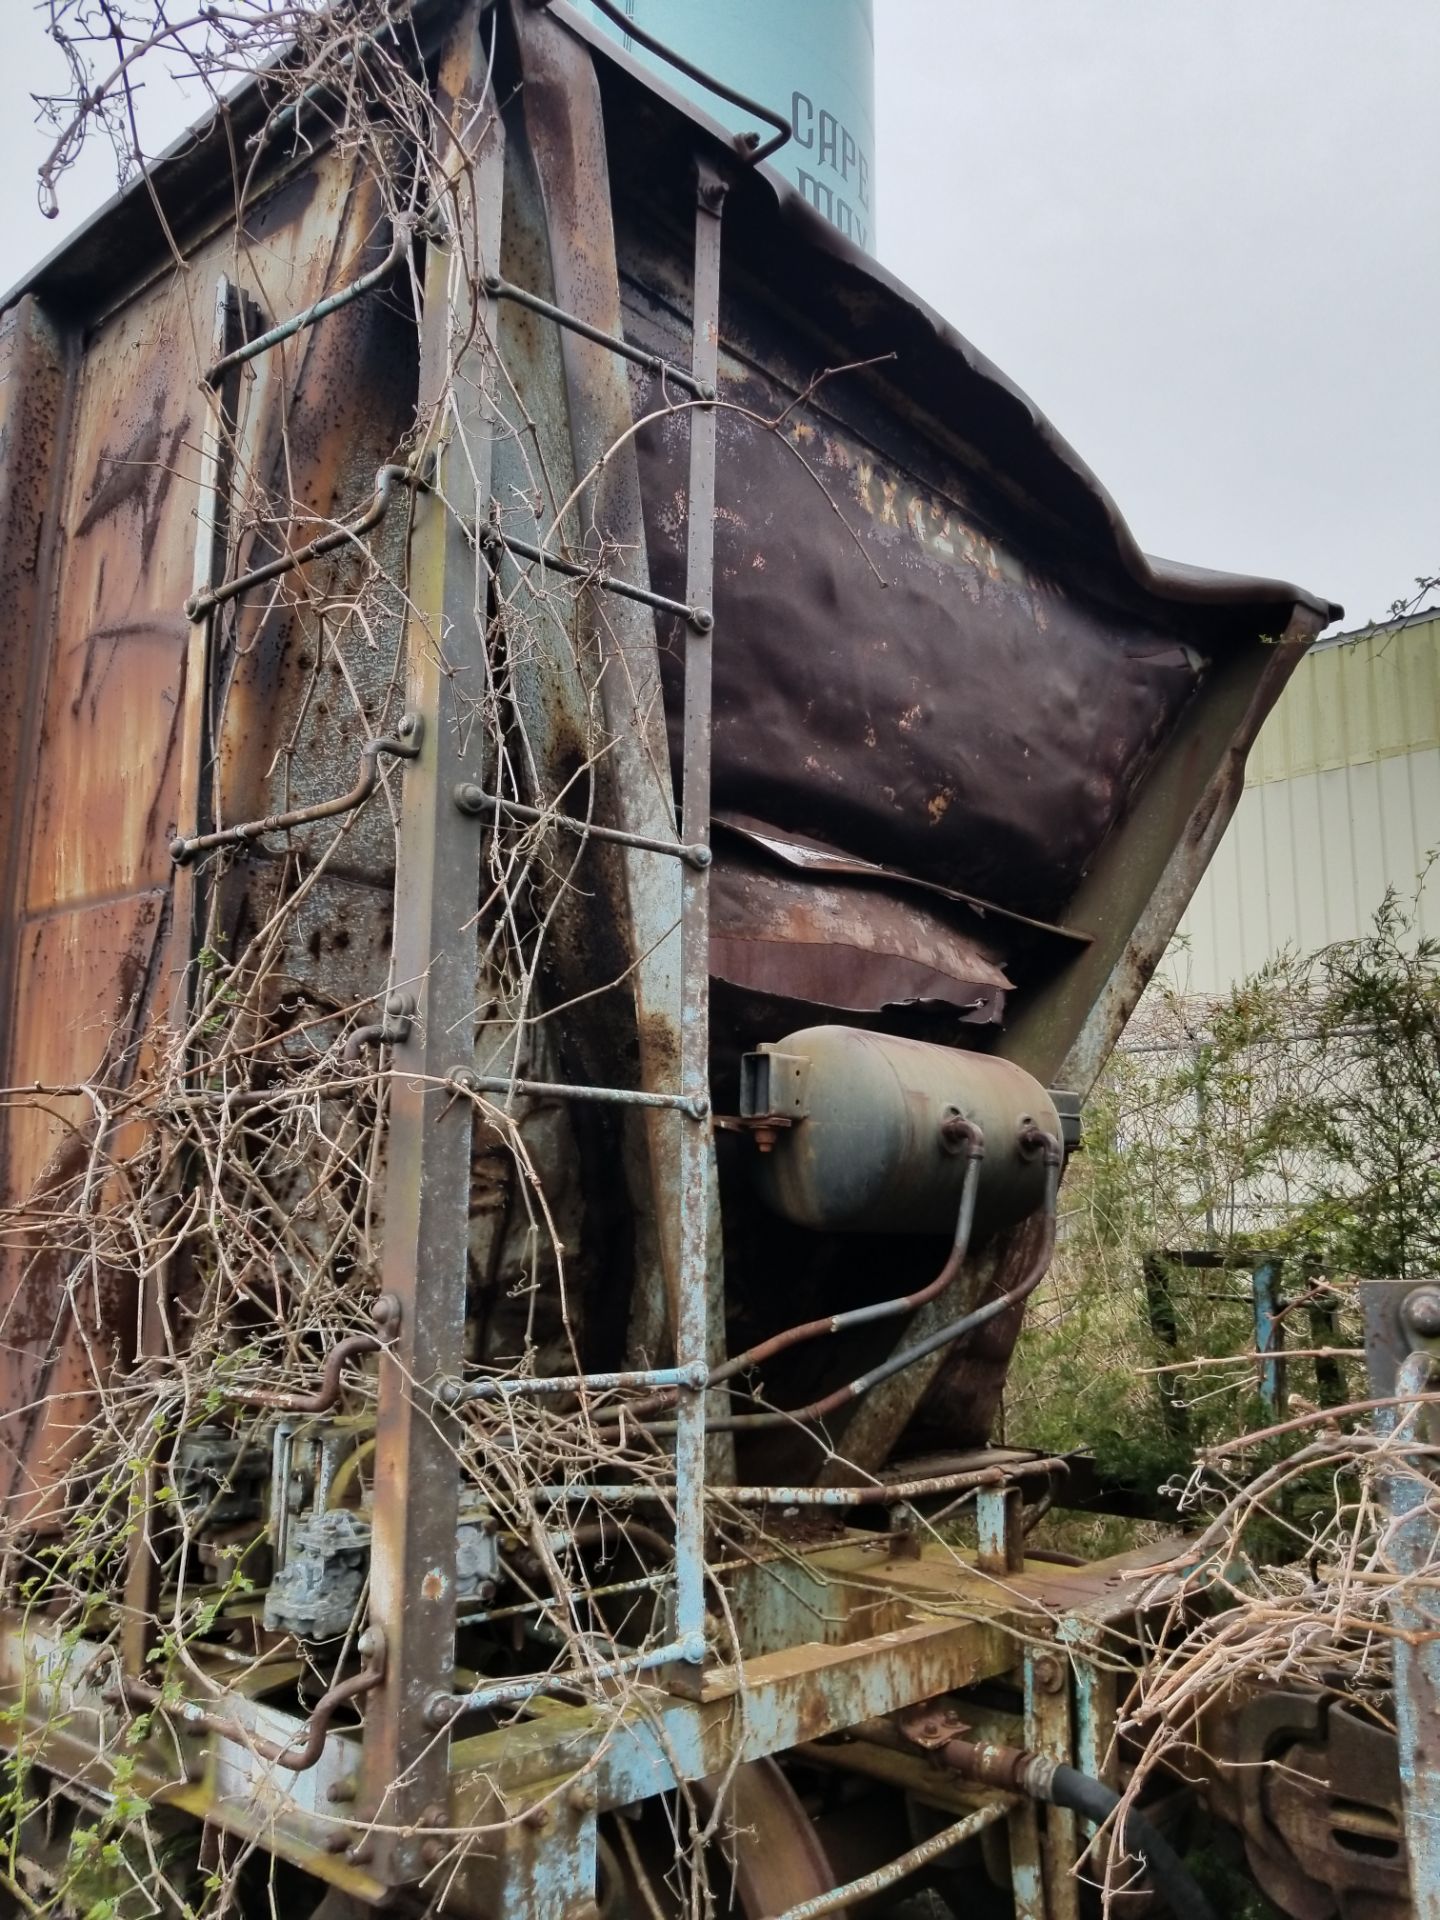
[114,1648,384,1773]
[574,0,793,164]
[655,1132,1062,1436]
[716,1122,985,1388]
[932,1734,1217,1920]
[595,1125,986,1429]
[184,463,422,621]
[171,721,420,865]
[206,221,415,386]
[339,992,415,1063]
[225,1332,382,1413]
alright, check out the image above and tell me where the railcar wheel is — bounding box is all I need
[604,1757,840,1917]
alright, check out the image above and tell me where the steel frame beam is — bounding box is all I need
[357,6,504,1883]
[1000,605,1328,1099]
[1364,1280,1440,1917]
[0,1531,1162,1911]
[505,6,733,1480]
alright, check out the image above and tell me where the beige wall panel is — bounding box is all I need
[1165,744,1440,995]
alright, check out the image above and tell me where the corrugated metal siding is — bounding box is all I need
[1162,613,1440,995]
[1250,613,1440,781]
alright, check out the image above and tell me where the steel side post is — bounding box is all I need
[1366,1292,1440,1920]
[359,13,503,1881]
[672,161,726,1660]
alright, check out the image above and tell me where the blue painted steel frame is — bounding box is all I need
[1251,1259,1284,1419]
[1376,1346,1440,1917]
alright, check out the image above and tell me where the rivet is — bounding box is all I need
[1403,1286,1440,1340]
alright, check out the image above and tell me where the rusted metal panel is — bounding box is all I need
[1002,612,1326,1097]
[0,138,417,1530]
[631,343,1213,928]
[0,296,69,1082]
[0,892,165,1525]
[710,835,1012,1022]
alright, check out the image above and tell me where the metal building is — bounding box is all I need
[1163,607,1440,994]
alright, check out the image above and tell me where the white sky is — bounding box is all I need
[3,2,1438,631]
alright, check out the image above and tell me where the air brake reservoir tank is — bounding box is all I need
[580,0,876,250]
[743,1029,1062,1241]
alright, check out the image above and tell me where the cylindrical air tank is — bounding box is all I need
[579,0,876,251]
[743,1028,1063,1241]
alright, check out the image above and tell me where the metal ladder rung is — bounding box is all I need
[206,221,415,386]
[485,273,713,399]
[453,782,711,868]
[172,721,422,864]
[453,1068,708,1121]
[185,463,424,620]
[442,1361,709,1405]
[479,524,711,631]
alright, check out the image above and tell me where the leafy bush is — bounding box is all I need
[1005,887,1439,1485]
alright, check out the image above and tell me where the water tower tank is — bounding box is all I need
[579,0,876,250]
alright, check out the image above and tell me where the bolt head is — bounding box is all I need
[1403,1287,1440,1339]
[1032,1653,1065,1694]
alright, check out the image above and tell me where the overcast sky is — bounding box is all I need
[3,3,1437,632]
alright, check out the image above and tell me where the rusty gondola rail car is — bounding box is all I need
[0,0,1390,1914]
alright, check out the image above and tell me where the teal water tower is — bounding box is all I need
[579,0,876,250]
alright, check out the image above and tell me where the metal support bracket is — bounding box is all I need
[453,780,711,867]
[340,991,416,1061]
